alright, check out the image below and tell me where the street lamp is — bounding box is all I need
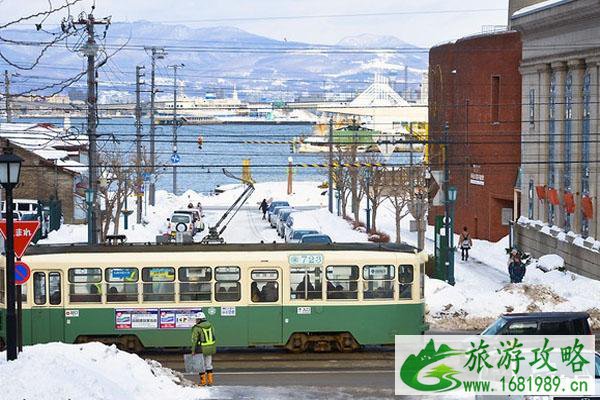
[446,186,457,286]
[0,147,22,361]
[362,168,372,233]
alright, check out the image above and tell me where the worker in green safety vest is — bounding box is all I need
[191,311,216,386]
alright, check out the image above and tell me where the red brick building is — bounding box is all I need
[428,31,522,242]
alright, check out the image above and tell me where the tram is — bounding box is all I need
[0,242,427,352]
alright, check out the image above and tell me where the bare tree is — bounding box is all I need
[384,167,412,243]
[97,147,136,241]
[331,145,351,217]
[359,153,386,233]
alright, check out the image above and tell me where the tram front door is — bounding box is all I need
[247,268,282,344]
[30,271,64,344]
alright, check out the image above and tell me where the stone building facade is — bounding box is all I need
[0,139,84,224]
[512,0,600,279]
[428,31,522,242]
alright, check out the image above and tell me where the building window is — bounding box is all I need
[528,179,534,219]
[548,73,556,225]
[582,72,591,237]
[563,72,573,230]
[528,88,535,126]
[491,76,500,123]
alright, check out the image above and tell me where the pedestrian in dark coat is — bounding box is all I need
[259,199,268,220]
[459,227,472,261]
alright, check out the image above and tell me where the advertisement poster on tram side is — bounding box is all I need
[159,309,204,329]
[115,309,159,329]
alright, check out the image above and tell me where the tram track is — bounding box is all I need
[142,348,395,372]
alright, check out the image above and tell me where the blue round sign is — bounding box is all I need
[15,261,30,285]
[170,153,181,164]
[142,172,151,182]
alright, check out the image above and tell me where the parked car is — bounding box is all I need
[1,211,22,220]
[20,213,50,239]
[283,213,299,240]
[167,213,197,237]
[299,234,332,244]
[481,312,592,335]
[171,209,205,233]
[276,210,296,238]
[270,206,292,228]
[477,312,597,400]
[266,201,289,223]
[286,229,319,243]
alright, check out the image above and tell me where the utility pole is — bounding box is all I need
[168,63,184,195]
[443,122,456,285]
[328,116,334,213]
[4,70,11,123]
[144,46,165,206]
[135,65,145,224]
[75,12,109,245]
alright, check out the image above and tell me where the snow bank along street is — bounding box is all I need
[38,181,600,332]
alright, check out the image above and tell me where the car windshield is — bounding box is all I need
[301,235,331,244]
[269,202,288,211]
[481,317,508,335]
[21,214,38,221]
[171,214,190,223]
[293,230,318,239]
[280,211,292,220]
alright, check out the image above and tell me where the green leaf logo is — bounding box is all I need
[400,339,464,392]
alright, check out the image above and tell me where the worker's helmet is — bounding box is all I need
[197,311,207,322]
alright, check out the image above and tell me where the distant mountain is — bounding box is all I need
[1,22,428,102]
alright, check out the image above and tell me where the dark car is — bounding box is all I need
[299,234,332,245]
[482,312,591,335]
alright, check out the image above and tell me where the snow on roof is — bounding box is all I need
[0,122,87,151]
[512,0,571,18]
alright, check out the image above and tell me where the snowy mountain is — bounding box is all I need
[1,22,428,102]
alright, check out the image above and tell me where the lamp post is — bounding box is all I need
[446,186,457,286]
[0,147,23,361]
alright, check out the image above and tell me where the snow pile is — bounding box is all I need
[0,342,209,400]
[536,254,565,272]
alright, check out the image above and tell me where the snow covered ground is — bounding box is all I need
[37,180,600,331]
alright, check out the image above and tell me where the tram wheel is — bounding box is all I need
[335,333,359,353]
[285,333,308,353]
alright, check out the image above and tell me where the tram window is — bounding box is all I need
[105,268,139,302]
[68,268,102,303]
[33,272,46,305]
[142,267,175,302]
[0,268,4,304]
[363,265,394,299]
[49,272,61,305]
[398,265,414,300]
[215,282,241,302]
[251,269,279,303]
[215,266,240,281]
[290,267,322,300]
[326,265,358,300]
[179,267,211,302]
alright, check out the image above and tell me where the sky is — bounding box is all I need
[1,0,509,47]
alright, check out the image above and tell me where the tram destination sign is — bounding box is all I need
[288,253,323,266]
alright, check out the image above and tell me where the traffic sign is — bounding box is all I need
[14,261,30,285]
[171,153,181,164]
[142,172,151,182]
[0,220,41,259]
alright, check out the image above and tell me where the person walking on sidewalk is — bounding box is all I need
[191,312,216,386]
[259,199,268,220]
[458,226,472,261]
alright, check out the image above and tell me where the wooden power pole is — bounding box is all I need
[135,65,145,224]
